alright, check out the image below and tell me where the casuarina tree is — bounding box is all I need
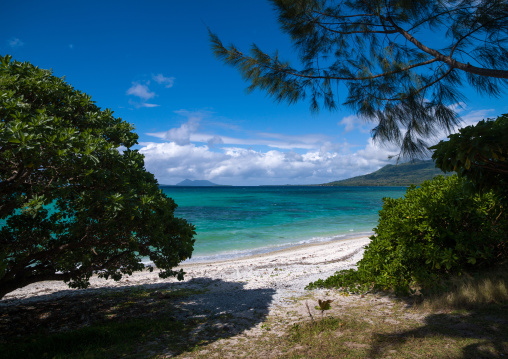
[210,0,508,158]
[0,55,195,298]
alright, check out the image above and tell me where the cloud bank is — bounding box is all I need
[139,139,398,186]
[137,105,492,186]
[139,111,401,185]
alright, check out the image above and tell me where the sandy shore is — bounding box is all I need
[1,236,370,308]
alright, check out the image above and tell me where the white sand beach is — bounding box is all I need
[1,236,370,306]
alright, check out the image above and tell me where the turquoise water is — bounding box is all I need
[162,186,407,263]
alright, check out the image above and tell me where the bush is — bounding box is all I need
[431,113,508,204]
[308,175,507,294]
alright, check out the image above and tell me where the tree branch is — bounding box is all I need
[406,5,478,33]
[249,49,439,81]
[305,10,397,35]
[379,65,454,103]
[385,15,508,79]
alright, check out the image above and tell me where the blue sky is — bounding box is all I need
[2,0,507,185]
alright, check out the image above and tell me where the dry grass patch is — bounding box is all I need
[415,263,508,311]
[180,287,508,359]
[3,265,507,358]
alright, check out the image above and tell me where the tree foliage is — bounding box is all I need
[0,55,195,298]
[211,0,508,158]
[307,175,507,294]
[431,113,508,196]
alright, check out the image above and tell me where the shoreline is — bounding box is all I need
[180,231,374,265]
[1,236,371,306]
[179,234,372,267]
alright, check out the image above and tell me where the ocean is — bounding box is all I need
[162,186,408,263]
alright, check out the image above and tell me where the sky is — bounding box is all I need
[2,0,507,185]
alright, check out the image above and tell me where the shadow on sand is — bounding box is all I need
[0,277,276,358]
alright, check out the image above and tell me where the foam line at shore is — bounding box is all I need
[154,231,375,265]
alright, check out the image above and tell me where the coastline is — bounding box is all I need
[1,236,371,306]
[180,232,373,265]
[178,233,374,268]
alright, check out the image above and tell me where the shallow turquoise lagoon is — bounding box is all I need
[162,186,407,263]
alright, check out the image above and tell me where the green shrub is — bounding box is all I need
[308,175,507,294]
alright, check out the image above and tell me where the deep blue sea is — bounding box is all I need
[162,186,407,263]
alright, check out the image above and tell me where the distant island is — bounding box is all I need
[321,160,451,187]
[173,179,226,187]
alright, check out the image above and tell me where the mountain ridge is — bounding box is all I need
[320,160,450,186]
[172,179,225,187]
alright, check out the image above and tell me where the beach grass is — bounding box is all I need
[173,265,508,358]
[274,303,508,358]
[187,293,508,359]
[414,261,508,311]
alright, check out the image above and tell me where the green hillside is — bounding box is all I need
[322,160,450,186]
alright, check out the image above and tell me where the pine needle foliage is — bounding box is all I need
[210,0,508,159]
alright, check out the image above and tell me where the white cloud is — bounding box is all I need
[147,131,330,150]
[138,136,397,186]
[128,99,160,109]
[147,110,221,146]
[139,142,225,182]
[339,115,357,132]
[284,150,303,162]
[356,138,399,162]
[153,73,175,88]
[126,83,155,100]
[207,135,224,147]
[458,108,496,127]
[139,103,160,108]
[8,38,24,48]
[126,82,159,108]
[448,102,467,113]
[338,115,371,133]
[155,117,201,146]
[149,121,333,150]
[256,132,332,149]
[319,141,345,155]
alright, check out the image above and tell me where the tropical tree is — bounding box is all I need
[0,55,195,298]
[210,0,508,158]
[431,113,508,196]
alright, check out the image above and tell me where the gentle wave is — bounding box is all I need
[142,230,374,265]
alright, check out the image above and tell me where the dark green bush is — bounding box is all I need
[308,175,507,294]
